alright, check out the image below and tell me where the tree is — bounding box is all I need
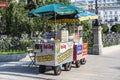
[76,21,93,47]
[101,24,109,33]
[1,0,70,37]
[111,24,120,33]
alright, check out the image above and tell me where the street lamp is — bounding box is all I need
[92,0,103,55]
[93,0,100,27]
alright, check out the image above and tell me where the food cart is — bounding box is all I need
[34,25,88,75]
[70,26,88,67]
[28,3,97,75]
[34,28,74,75]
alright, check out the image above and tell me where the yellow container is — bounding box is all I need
[54,39,60,43]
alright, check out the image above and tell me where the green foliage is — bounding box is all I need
[0,40,10,52]
[80,21,92,31]
[111,24,120,33]
[0,39,30,52]
[22,39,30,48]
[0,0,70,54]
[0,1,31,36]
[101,24,108,33]
[77,21,93,47]
[0,0,70,37]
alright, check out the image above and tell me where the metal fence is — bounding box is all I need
[102,33,120,47]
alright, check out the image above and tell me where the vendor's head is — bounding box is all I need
[46,26,52,32]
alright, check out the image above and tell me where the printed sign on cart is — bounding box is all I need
[82,43,88,56]
[77,44,82,55]
[60,43,67,53]
[37,54,54,62]
[56,42,73,65]
[57,48,72,64]
[76,44,83,60]
[56,42,73,54]
[36,43,55,66]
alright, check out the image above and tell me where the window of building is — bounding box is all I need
[112,3,114,6]
[105,11,107,14]
[115,11,117,14]
[115,17,118,21]
[110,19,113,22]
[107,4,110,6]
[105,19,107,22]
[111,16,113,19]
[110,11,112,14]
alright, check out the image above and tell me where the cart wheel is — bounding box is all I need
[53,66,61,75]
[80,58,86,65]
[64,62,72,71]
[75,60,80,68]
[39,65,46,73]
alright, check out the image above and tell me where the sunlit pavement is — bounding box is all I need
[0,45,120,80]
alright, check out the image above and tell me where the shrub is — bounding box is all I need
[101,24,109,33]
[111,24,120,33]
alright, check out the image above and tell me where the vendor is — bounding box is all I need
[45,26,55,39]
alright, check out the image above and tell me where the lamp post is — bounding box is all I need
[94,0,99,26]
[93,0,103,55]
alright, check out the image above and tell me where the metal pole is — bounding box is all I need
[94,0,99,26]
[95,0,98,14]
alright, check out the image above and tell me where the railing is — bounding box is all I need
[102,33,120,47]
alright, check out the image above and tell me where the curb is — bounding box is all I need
[0,54,27,62]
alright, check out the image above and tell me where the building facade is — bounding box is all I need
[72,0,120,25]
[97,0,120,25]
[71,1,89,10]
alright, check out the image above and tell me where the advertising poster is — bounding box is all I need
[76,44,83,60]
[55,42,73,65]
[36,43,55,66]
[82,43,88,56]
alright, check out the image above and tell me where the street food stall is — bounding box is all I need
[28,3,98,75]
[34,25,87,75]
[34,28,74,75]
[70,26,88,67]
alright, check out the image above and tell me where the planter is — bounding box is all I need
[0,54,27,62]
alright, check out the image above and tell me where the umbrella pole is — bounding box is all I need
[55,13,57,39]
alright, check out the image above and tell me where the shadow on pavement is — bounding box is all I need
[111,67,120,70]
[0,72,53,80]
[0,61,55,80]
[0,61,39,74]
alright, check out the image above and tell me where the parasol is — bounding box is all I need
[28,3,84,17]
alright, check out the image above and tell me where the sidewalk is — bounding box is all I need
[102,45,120,56]
[0,45,120,80]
